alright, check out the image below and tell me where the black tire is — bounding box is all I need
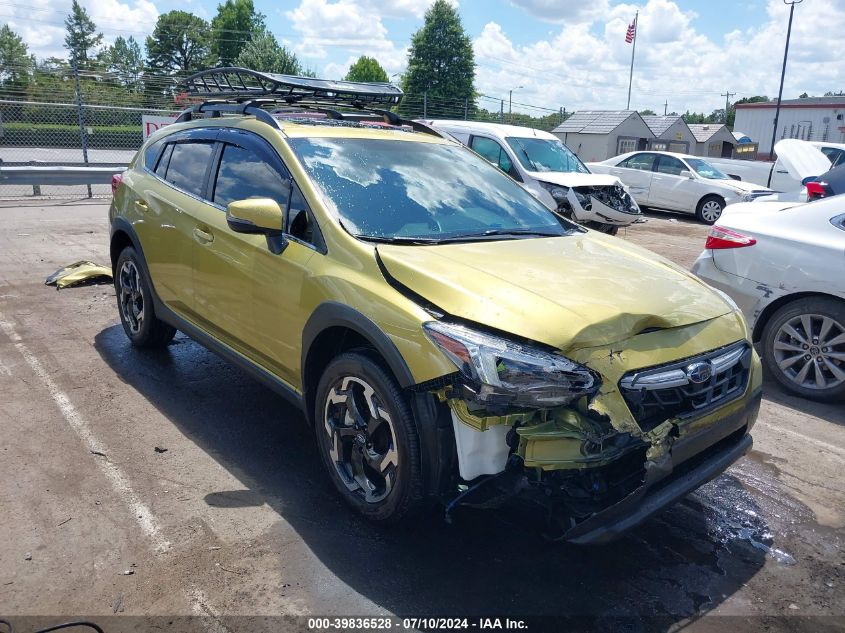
[695,195,725,224]
[586,221,619,236]
[761,296,845,402]
[114,246,176,348]
[314,351,424,523]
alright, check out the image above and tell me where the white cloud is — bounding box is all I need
[473,0,845,117]
[508,0,610,24]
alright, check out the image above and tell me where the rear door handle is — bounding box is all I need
[193,227,214,244]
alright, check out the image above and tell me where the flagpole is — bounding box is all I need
[626,11,638,110]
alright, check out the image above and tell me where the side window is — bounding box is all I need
[212,143,291,210]
[163,141,215,197]
[144,139,165,170]
[470,136,513,174]
[288,182,322,249]
[155,143,174,178]
[821,147,845,167]
[619,153,656,171]
[655,155,686,176]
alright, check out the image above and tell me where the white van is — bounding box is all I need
[423,120,642,234]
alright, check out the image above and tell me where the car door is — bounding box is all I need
[196,129,317,386]
[468,135,523,182]
[608,153,657,204]
[140,130,218,317]
[650,154,699,212]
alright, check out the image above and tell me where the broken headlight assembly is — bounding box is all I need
[423,320,600,409]
[539,181,592,212]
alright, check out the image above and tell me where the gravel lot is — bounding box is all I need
[0,202,843,632]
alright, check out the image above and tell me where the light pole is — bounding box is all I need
[509,86,523,123]
[769,0,803,161]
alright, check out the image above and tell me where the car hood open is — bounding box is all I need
[377,233,734,351]
[774,139,831,182]
[530,171,622,189]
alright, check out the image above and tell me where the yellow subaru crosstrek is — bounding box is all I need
[109,71,761,543]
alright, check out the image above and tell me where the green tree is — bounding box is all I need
[104,35,143,91]
[211,0,265,66]
[146,11,213,76]
[0,24,34,89]
[64,0,103,68]
[235,30,303,74]
[344,55,388,83]
[400,0,475,117]
[638,109,656,115]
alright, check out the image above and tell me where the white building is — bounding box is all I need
[641,115,697,154]
[734,96,845,159]
[551,110,654,162]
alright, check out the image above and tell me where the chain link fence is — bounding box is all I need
[0,67,567,200]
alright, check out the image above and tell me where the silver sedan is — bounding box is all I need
[692,196,845,401]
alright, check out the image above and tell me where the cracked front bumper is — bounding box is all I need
[562,387,761,544]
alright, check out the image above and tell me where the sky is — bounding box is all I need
[3,0,844,116]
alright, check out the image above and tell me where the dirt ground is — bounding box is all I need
[0,201,843,632]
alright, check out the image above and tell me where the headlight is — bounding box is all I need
[740,192,756,202]
[423,321,599,409]
[539,181,570,201]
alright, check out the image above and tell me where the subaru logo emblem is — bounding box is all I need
[686,361,713,384]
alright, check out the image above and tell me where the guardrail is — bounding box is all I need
[0,161,128,196]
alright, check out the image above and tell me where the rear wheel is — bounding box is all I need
[114,246,176,348]
[761,297,845,402]
[314,352,424,522]
[695,195,725,224]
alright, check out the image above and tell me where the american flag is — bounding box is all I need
[625,21,636,43]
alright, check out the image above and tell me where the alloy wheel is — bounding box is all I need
[323,376,399,503]
[118,260,144,335]
[700,200,723,222]
[773,313,845,391]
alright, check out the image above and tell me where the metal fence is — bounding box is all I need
[0,90,565,200]
[0,100,179,199]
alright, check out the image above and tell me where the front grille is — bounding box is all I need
[619,342,751,431]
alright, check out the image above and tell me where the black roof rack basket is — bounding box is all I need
[181,67,403,107]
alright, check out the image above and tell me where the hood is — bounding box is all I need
[720,179,771,193]
[530,171,622,189]
[774,139,831,182]
[377,234,734,351]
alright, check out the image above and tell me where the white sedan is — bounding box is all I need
[589,151,772,224]
[692,196,845,401]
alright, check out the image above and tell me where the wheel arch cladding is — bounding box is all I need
[110,226,135,274]
[301,302,416,424]
[753,291,845,342]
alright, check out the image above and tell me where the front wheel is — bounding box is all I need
[761,297,845,402]
[314,352,424,522]
[585,221,619,236]
[695,195,725,224]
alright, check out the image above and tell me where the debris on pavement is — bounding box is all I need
[45,261,112,290]
[154,446,168,453]
[23,552,31,561]
[57,517,72,527]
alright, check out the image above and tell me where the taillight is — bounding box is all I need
[705,225,757,249]
[805,181,827,201]
[111,173,123,196]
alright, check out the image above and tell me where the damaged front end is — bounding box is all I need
[422,316,762,544]
[540,181,642,226]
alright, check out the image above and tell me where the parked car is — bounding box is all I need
[588,151,772,224]
[692,197,845,401]
[110,68,762,543]
[423,120,642,235]
[709,140,845,191]
[807,163,845,200]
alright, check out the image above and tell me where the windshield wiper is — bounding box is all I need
[355,234,444,245]
[442,228,565,241]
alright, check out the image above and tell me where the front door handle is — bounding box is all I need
[193,227,214,244]
[134,199,148,212]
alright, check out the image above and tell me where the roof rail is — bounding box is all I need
[181,67,402,107]
[175,68,452,140]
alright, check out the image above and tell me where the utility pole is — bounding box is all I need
[770,0,803,160]
[664,100,668,116]
[721,90,736,123]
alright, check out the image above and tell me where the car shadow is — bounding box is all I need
[761,368,845,427]
[95,327,768,626]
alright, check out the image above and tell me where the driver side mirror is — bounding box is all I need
[679,170,694,179]
[226,198,288,254]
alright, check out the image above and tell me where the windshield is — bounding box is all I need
[506,137,589,174]
[287,137,573,242]
[686,157,730,180]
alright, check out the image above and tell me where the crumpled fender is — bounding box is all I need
[45,261,113,289]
